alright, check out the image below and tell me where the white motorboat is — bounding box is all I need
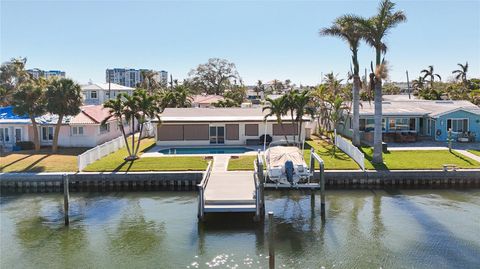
[264,141,310,185]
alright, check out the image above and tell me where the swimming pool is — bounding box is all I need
[158,147,254,155]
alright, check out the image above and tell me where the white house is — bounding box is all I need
[81,82,134,105]
[152,107,311,146]
[0,105,137,151]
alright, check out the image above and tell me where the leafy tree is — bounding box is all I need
[161,85,192,108]
[138,70,162,93]
[0,57,31,105]
[320,15,364,146]
[382,83,401,94]
[357,0,406,163]
[45,78,83,153]
[12,82,46,151]
[213,98,239,108]
[187,58,240,95]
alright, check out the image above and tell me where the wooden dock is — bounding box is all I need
[197,156,264,220]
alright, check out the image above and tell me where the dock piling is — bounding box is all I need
[63,173,70,226]
[268,211,275,269]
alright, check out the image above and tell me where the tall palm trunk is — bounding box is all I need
[372,78,383,163]
[31,117,40,152]
[134,121,144,156]
[352,75,361,146]
[119,122,132,157]
[290,111,296,143]
[130,116,136,159]
[52,114,63,153]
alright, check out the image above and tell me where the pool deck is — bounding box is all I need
[141,145,262,157]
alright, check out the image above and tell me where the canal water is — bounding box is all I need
[1,189,479,268]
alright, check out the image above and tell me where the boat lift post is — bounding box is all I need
[309,148,326,218]
[254,150,266,221]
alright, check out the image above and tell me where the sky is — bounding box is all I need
[1,0,479,85]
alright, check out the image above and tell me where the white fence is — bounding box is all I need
[77,135,126,171]
[335,130,365,171]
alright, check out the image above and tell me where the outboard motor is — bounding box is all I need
[285,160,294,185]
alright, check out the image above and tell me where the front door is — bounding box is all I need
[209,126,225,144]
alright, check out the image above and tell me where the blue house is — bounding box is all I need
[340,99,480,143]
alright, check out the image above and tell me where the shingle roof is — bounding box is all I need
[80,82,134,91]
[357,100,480,118]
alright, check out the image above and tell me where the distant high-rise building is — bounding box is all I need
[106,68,168,88]
[27,68,66,79]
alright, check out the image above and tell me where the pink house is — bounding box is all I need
[0,105,137,150]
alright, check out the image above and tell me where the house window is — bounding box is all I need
[100,123,110,134]
[15,128,22,142]
[72,126,84,136]
[389,118,415,131]
[359,118,386,132]
[42,126,54,141]
[0,128,8,142]
[447,119,468,133]
[90,91,97,99]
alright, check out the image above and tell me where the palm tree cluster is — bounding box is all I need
[263,90,315,144]
[0,57,83,152]
[103,89,162,160]
[320,0,406,163]
[413,62,479,104]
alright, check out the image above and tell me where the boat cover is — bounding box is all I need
[267,146,305,167]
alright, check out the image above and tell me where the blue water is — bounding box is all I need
[159,147,254,155]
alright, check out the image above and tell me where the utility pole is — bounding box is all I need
[406,70,411,99]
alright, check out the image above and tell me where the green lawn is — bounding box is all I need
[227,139,360,171]
[83,138,208,172]
[467,149,480,157]
[361,147,480,170]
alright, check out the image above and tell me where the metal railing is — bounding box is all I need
[197,161,213,220]
[335,130,365,171]
[77,135,125,171]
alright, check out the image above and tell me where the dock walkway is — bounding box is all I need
[202,155,256,213]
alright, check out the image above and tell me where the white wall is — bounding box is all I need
[155,121,307,146]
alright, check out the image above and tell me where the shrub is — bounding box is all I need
[16,141,35,150]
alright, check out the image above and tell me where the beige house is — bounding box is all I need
[152,107,311,146]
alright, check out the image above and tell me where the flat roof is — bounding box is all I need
[357,100,480,118]
[154,107,310,122]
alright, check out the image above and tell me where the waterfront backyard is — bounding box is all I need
[1,189,479,268]
[228,138,480,171]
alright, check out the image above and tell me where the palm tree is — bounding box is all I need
[45,78,83,153]
[411,76,425,95]
[421,65,441,90]
[320,15,364,147]
[293,90,315,143]
[329,96,350,155]
[12,82,46,151]
[138,70,161,93]
[263,97,289,142]
[253,80,265,99]
[452,62,468,85]
[284,91,298,143]
[132,89,162,157]
[103,95,133,157]
[357,0,406,163]
[161,85,193,108]
[311,84,331,135]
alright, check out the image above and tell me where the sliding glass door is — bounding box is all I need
[209,126,225,144]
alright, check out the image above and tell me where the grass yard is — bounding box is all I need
[361,147,480,170]
[467,149,480,157]
[0,147,88,172]
[83,138,208,172]
[227,139,360,171]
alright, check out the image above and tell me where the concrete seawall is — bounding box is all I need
[1,170,479,193]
